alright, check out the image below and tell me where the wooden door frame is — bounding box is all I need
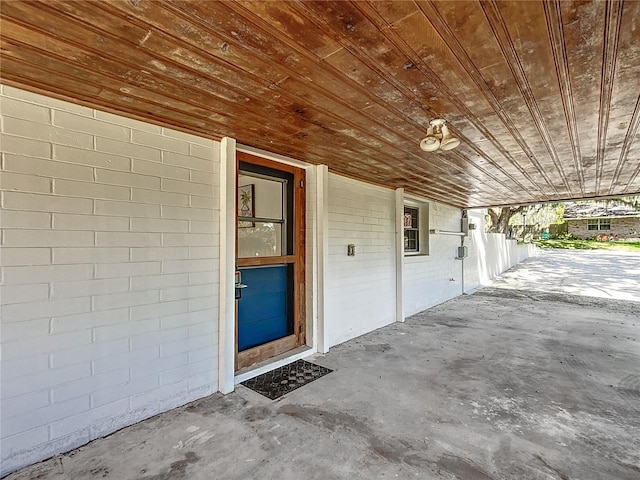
[235,152,306,371]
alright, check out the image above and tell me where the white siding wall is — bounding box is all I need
[403,202,464,317]
[0,87,220,476]
[325,174,396,348]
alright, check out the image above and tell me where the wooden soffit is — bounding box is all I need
[1,0,639,208]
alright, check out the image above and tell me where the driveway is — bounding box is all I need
[492,248,640,302]
[7,249,640,480]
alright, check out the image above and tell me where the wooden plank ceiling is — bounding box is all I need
[1,0,639,208]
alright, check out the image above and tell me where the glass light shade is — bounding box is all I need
[420,126,440,152]
[438,124,460,151]
[420,136,440,152]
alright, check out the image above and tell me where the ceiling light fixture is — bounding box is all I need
[419,119,460,152]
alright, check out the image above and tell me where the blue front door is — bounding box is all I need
[237,265,291,351]
[236,154,305,370]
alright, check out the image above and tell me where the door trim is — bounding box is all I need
[237,334,298,372]
[235,152,306,371]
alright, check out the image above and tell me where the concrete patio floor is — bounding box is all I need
[6,249,640,480]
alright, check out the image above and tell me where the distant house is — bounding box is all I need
[564,203,640,240]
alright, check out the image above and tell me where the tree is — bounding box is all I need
[485,203,565,234]
[486,206,525,234]
[601,196,640,209]
[510,203,565,227]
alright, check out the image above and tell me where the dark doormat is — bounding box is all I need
[241,359,333,400]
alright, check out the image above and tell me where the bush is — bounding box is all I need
[553,232,577,240]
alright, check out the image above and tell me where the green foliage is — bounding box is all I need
[553,232,577,240]
[509,203,565,227]
[596,196,640,209]
[533,238,640,252]
[486,197,638,236]
[486,202,564,234]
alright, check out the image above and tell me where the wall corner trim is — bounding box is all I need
[218,137,237,394]
[316,164,330,353]
[395,188,405,323]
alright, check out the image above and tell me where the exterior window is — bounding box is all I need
[404,206,419,252]
[588,218,611,231]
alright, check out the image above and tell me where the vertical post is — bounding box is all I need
[316,165,329,353]
[522,213,527,243]
[218,137,236,394]
[395,188,405,322]
[461,209,466,295]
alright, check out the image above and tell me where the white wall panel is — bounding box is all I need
[325,174,396,348]
[0,86,220,476]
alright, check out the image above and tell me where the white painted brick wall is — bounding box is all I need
[403,202,465,317]
[325,174,396,348]
[0,87,536,476]
[464,209,536,289]
[0,86,220,476]
[403,205,534,317]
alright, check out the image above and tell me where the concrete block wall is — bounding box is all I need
[464,209,535,290]
[0,86,220,475]
[403,206,536,316]
[403,202,465,317]
[325,174,396,348]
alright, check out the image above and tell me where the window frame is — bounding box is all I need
[403,199,429,256]
[404,206,420,253]
[598,218,611,230]
[587,218,611,231]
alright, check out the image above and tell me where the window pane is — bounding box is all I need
[587,219,598,230]
[404,206,420,252]
[405,230,418,252]
[238,174,284,221]
[599,219,611,230]
[238,222,283,257]
[404,206,418,228]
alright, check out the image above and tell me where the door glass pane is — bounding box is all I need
[238,174,284,221]
[238,222,283,257]
[238,172,286,258]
